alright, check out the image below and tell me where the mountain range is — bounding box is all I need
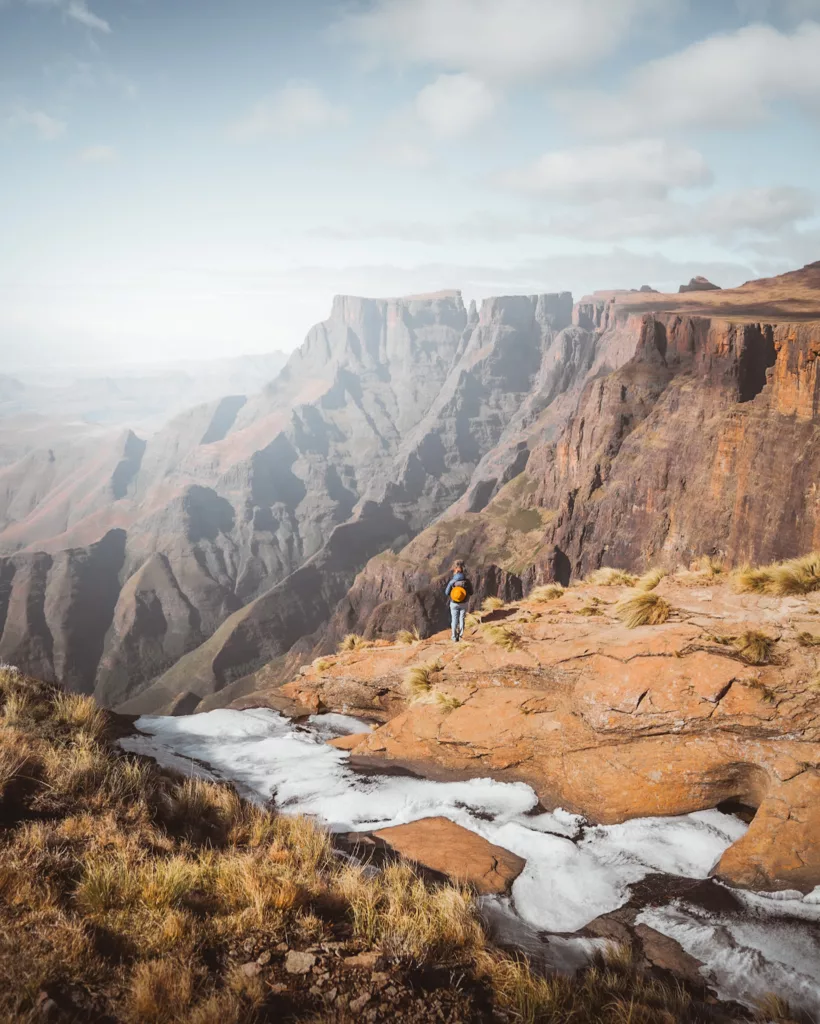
[1,263,818,714]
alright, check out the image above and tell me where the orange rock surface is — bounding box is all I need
[280,575,820,894]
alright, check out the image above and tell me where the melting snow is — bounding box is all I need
[122,707,820,1015]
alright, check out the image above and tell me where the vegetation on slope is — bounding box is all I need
[0,666,789,1023]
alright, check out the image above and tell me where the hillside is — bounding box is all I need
[0,664,772,1024]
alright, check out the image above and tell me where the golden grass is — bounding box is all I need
[734,630,776,666]
[637,567,668,591]
[395,627,421,645]
[482,624,521,651]
[698,554,726,577]
[52,691,106,740]
[313,657,334,672]
[734,551,820,596]
[586,567,638,587]
[615,592,672,628]
[481,596,505,612]
[528,584,564,603]
[577,600,604,617]
[434,691,464,712]
[0,670,781,1023]
[338,633,374,652]
[403,659,443,699]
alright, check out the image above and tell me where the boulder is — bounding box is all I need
[363,816,526,895]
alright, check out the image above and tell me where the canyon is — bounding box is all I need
[0,263,818,717]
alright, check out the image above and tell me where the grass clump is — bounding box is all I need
[734,551,820,596]
[482,624,521,651]
[734,630,776,666]
[481,596,505,612]
[528,584,564,603]
[395,627,421,645]
[434,691,464,712]
[796,631,820,647]
[338,632,373,652]
[403,659,443,699]
[615,592,672,628]
[586,567,638,587]
[637,567,668,591]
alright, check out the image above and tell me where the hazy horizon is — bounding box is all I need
[2,0,819,368]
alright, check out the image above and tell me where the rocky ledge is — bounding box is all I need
[278,571,820,895]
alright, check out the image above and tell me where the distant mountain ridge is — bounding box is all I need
[2,263,819,714]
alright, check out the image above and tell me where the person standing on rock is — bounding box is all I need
[445,560,473,642]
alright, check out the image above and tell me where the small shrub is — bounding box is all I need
[529,584,564,603]
[482,624,521,651]
[734,630,775,666]
[637,567,668,591]
[395,627,421,645]
[586,567,638,587]
[615,592,672,628]
[404,660,443,699]
[313,658,333,673]
[796,631,820,647]
[481,596,505,612]
[338,633,370,652]
[698,554,726,577]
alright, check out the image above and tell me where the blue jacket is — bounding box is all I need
[445,572,472,603]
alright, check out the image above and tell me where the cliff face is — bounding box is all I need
[319,265,820,645]
[0,290,578,706]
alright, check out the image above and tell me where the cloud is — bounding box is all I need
[308,186,814,247]
[556,22,820,136]
[735,0,820,18]
[79,143,117,162]
[65,0,109,31]
[497,139,712,201]
[22,0,110,32]
[381,141,436,169]
[6,104,66,140]
[547,186,815,242]
[414,73,498,138]
[231,81,348,140]
[338,0,671,83]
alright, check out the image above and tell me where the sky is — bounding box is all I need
[1,0,819,368]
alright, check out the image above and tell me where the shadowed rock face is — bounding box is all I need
[0,290,581,707]
[325,265,820,646]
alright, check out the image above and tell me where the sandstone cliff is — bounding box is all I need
[324,263,820,646]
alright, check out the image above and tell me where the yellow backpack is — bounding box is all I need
[450,584,468,604]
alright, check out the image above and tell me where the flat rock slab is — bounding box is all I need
[327,732,370,751]
[369,816,525,895]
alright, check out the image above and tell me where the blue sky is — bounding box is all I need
[1,0,819,367]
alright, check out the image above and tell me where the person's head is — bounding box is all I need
[453,560,465,574]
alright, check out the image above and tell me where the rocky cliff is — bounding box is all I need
[0,289,585,708]
[322,263,820,646]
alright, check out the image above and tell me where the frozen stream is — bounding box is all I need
[121,707,820,1018]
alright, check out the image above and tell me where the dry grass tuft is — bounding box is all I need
[404,660,443,699]
[586,567,638,587]
[698,554,726,577]
[796,631,820,647]
[734,630,776,666]
[754,992,798,1022]
[338,632,375,652]
[528,584,564,603]
[735,551,820,596]
[615,592,672,628]
[52,691,107,739]
[481,596,505,612]
[395,627,421,645]
[313,657,334,672]
[127,959,196,1023]
[434,691,464,712]
[482,624,521,651]
[637,567,668,591]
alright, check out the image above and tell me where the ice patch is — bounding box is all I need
[638,896,820,1018]
[123,706,820,1011]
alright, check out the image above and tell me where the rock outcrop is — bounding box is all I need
[278,574,820,894]
[679,276,721,293]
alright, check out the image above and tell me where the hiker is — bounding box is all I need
[445,560,472,642]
